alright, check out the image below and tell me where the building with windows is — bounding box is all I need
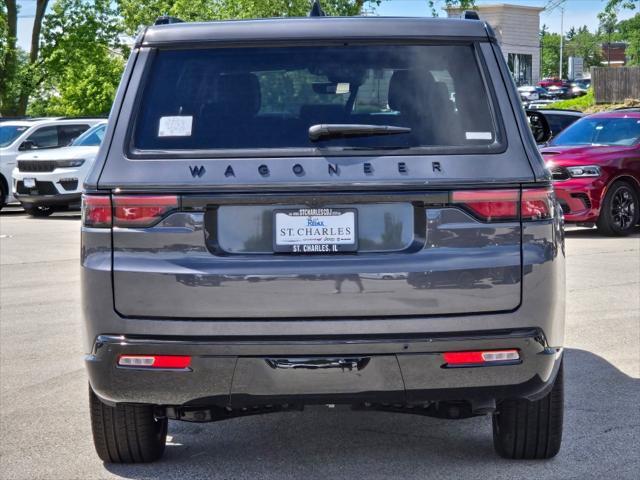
[447,4,544,86]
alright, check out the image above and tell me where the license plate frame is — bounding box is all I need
[23,178,36,189]
[273,207,358,254]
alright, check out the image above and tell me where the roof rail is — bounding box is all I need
[309,0,327,17]
[154,15,184,26]
[613,106,640,112]
[463,10,480,20]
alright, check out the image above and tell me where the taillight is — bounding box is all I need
[81,194,179,228]
[113,195,179,227]
[452,188,554,222]
[118,355,191,369]
[82,194,111,227]
[442,349,520,367]
[451,189,519,221]
[521,188,553,221]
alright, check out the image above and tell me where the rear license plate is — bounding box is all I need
[23,178,36,188]
[274,208,357,253]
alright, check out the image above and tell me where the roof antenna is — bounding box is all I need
[309,0,327,17]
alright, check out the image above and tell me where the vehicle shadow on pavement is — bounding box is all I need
[104,348,639,480]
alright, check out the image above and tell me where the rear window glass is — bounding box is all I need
[73,123,106,146]
[0,125,29,148]
[133,45,497,152]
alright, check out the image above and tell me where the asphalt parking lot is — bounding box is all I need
[1,207,638,480]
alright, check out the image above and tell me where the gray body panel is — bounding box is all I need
[81,16,564,408]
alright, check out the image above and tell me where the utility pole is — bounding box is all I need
[546,0,567,79]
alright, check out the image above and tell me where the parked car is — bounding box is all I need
[538,77,564,88]
[526,109,583,144]
[525,99,556,110]
[12,121,107,216]
[568,80,589,97]
[545,85,571,100]
[0,118,103,211]
[517,85,541,102]
[82,11,565,463]
[541,108,640,235]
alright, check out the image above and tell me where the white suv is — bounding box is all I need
[12,121,107,216]
[0,118,103,212]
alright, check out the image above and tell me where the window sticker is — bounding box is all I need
[336,82,350,94]
[465,131,493,140]
[158,116,193,137]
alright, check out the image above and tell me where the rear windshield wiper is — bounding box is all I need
[309,124,411,142]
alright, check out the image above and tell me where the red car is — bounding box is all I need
[540,109,640,235]
[538,77,564,88]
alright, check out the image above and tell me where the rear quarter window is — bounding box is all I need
[132,44,502,155]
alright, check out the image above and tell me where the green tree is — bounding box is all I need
[565,26,603,70]
[540,29,563,78]
[0,0,50,116]
[616,13,640,65]
[117,0,383,35]
[604,0,638,12]
[29,0,127,116]
[598,8,618,66]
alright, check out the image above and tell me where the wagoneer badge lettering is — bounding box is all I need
[189,165,206,178]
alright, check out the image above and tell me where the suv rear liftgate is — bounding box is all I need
[82,11,565,464]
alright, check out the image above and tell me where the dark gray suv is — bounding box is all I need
[82,13,565,463]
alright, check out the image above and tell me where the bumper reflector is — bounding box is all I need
[443,349,520,366]
[118,355,191,369]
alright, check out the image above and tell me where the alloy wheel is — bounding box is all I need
[611,186,636,231]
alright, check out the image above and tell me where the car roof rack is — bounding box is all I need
[463,10,480,20]
[154,15,184,26]
[309,0,327,17]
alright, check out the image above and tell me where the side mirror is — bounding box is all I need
[19,140,36,151]
[525,110,552,144]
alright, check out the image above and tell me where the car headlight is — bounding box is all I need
[567,165,601,177]
[55,159,85,168]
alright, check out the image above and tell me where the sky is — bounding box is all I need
[15,0,636,51]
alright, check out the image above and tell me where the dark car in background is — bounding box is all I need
[526,109,583,144]
[82,13,565,463]
[542,109,640,235]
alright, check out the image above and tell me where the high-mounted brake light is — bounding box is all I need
[521,188,553,221]
[113,195,179,227]
[442,349,520,367]
[82,194,112,227]
[451,189,519,221]
[118,355,191,369]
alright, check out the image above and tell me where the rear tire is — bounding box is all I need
[492,360,563,459]
[89,385,167,463]
[24,204,55,217]
[596,181,639,236]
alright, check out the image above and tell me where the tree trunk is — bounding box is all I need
[15,0,49,115]
[0,0,19,116]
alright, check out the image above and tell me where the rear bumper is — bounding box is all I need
[15,192,81,206]
[86,329,563,408]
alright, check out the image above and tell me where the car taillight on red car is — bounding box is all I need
[82,194,179,228]
[452,188,553,222]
